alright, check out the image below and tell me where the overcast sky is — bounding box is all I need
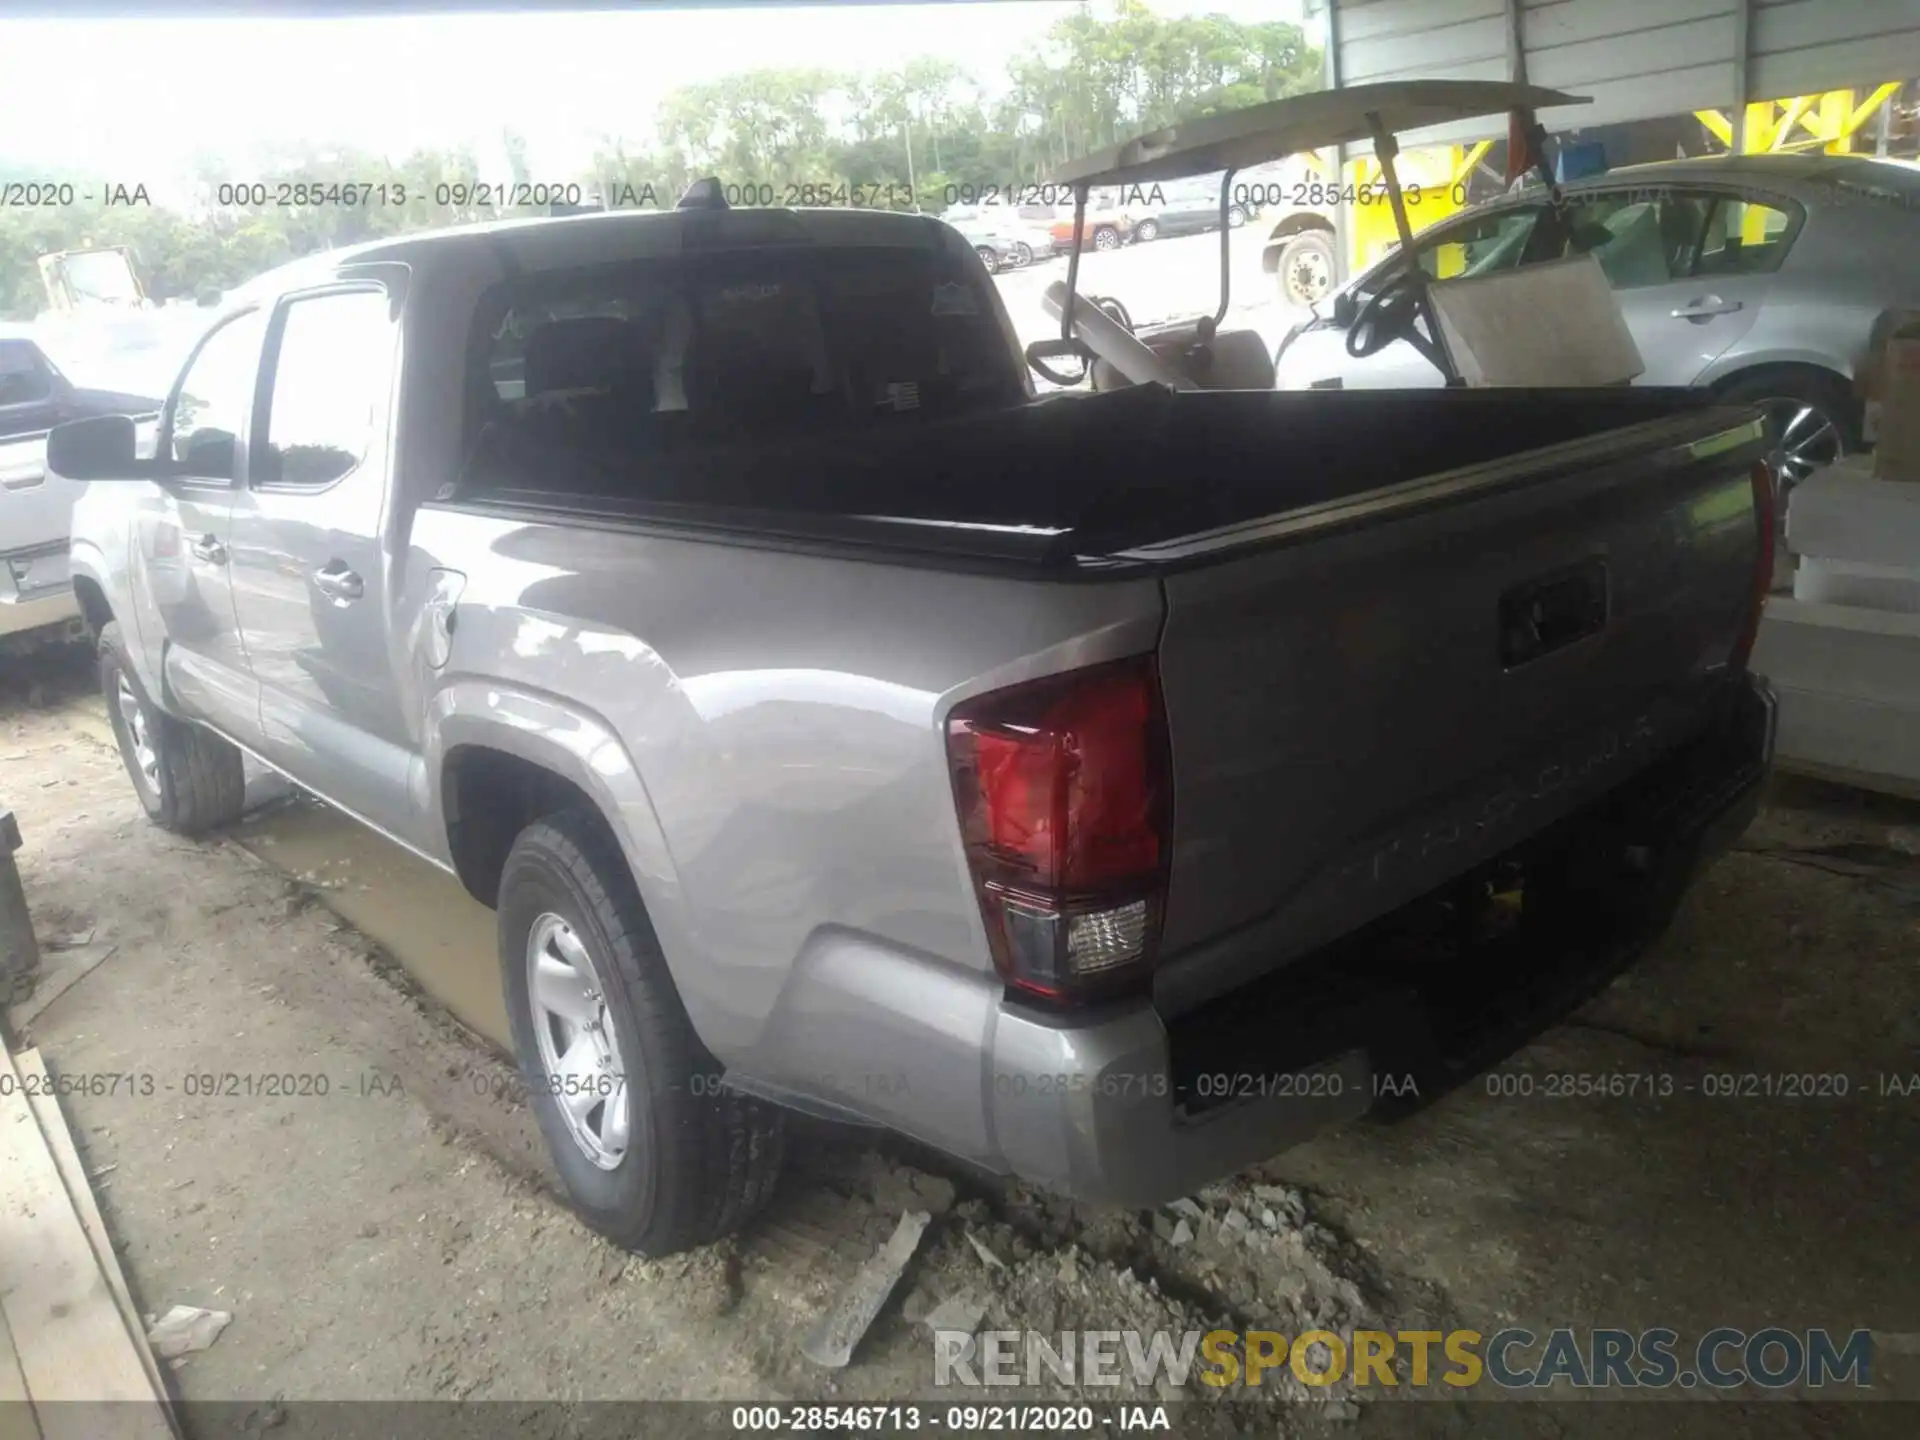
[1,1,1310,192]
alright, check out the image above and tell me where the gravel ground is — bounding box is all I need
[2,644,1915,1439]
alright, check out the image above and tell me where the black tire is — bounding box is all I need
[498,807,784,1254]
[98,620,245,836]
[1277,231,1337,307]
[1011,241,1034,267]
[975,245,1000,274]
[1132,218,1160,243]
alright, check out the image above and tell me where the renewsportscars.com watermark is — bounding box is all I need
[933,1327,1877,1392]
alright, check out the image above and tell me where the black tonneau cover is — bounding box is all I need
[449,385,1748,573]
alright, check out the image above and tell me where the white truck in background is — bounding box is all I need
[1250,153,1343,308]
[2,248,171,651]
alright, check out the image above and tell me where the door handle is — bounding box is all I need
[313,563,364,602]
[1671,298,1743,320]
[189,534,227,565]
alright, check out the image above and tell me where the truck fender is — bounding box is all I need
[423,681,712,1040]
[69,542,169,710]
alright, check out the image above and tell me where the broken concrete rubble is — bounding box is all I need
[799,1209,931,1368]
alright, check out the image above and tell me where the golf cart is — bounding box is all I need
[1026,80,1620,394]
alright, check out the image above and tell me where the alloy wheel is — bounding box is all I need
[116,673,160,795]
[526,912,630,1170]
[1755,396,1844,491]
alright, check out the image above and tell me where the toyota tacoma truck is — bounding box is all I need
[57,181,1775,1255]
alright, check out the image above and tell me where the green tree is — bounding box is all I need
[0,2,1321,316]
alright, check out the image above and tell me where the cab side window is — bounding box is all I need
[167,310,268,483]
[0,340,55,411]
[257,289,396,490]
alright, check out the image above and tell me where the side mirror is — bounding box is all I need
[47,414,146,481]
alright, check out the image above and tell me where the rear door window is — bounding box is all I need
[1560,191,1711,289]
[1693,194,1798,276]
[257,289,396,490]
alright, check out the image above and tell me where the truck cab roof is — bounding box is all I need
[226,205,960,312]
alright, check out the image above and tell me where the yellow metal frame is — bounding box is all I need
[1695,85,1901,241]
[1695,84,1900,156]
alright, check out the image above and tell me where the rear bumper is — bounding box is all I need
[981,673,1774,1207]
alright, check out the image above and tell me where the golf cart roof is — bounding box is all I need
[1050,79,1590,188]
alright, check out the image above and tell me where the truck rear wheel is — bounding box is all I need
[98,621,245,835]
[497,806,784,1254]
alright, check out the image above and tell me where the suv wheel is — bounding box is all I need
[99,621,245,835]
[499,807,784,1254]
[975,245,1000,274]
[1132,219,1161,243]
[1092,226,1122,252]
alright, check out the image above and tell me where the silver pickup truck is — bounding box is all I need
[57,174,1777,1255]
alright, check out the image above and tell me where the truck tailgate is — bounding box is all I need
[1151,408,1768,1010]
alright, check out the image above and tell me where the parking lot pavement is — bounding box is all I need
[3,647,1916,1432]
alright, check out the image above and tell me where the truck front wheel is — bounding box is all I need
[1277,231,1336,307]
[98,621,245,835]
[498,806,784,1254]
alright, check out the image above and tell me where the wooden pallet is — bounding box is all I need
[0,1037,175,1440]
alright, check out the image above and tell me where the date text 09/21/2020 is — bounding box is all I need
[0,177,1479,213]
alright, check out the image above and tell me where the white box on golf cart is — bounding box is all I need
[1428,254,1643,389]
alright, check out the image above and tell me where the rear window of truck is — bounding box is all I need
[459,243,1021,500]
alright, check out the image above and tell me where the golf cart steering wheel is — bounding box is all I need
[1344,264,1451,375]
[1345,265,1421,359]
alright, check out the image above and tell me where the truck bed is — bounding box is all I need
[450,384,1751,573]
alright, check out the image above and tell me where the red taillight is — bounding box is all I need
[947,655,1170,1004]
[1731,458,1776,672]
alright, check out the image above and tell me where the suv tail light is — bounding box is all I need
[946,655,1171,1004]
[1730,458,1776,672]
